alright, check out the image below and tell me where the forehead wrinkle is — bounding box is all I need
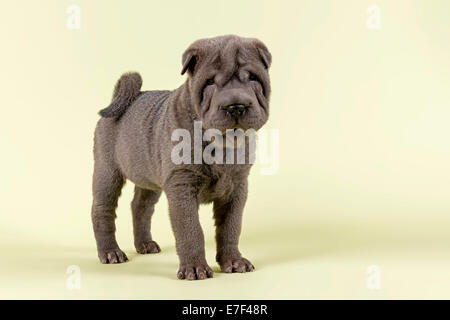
[203,50,221,71]
[217,41,240,84]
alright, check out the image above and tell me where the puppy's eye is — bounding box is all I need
[249,73,258,81]
[206,78,215,85]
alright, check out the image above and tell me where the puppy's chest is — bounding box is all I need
[198,165,248,203]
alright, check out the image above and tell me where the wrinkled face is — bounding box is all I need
[181,35,271,133]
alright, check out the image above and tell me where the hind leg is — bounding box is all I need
[131,186,162,254]
[91,164,128,264]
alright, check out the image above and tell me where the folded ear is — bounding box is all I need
[254,41,272,69]
[181,48,198,75]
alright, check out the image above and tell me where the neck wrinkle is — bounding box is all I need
[170,82,198,133]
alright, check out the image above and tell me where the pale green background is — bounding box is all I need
[1,0,450,299]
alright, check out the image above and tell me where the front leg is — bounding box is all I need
[165,172,214,280]
[213,180,254,273]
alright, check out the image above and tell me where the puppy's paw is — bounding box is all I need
[98,249,128,264]
[177,263,214,280]
[219,257,254,273]
[135,240,161,254]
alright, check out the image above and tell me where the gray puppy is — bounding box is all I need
[91,35,271,280]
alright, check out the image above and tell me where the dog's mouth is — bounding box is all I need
[220,125,249,136]
[219,116,251,134]
[221,126,238,134]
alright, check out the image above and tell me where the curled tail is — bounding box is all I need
[99,72,142,118]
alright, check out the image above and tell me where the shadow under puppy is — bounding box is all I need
[92,35,271,280]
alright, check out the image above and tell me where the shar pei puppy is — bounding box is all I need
[91,35,272,280]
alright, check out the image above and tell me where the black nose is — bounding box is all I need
[226,104,246,119]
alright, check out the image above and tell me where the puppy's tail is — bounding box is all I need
[99,72,143,118]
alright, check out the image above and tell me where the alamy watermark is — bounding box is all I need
[171,121,279,175]
[366,265,381,290]
[66,5,81,30]
[366,5,381,30]
[66,265,81,290]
